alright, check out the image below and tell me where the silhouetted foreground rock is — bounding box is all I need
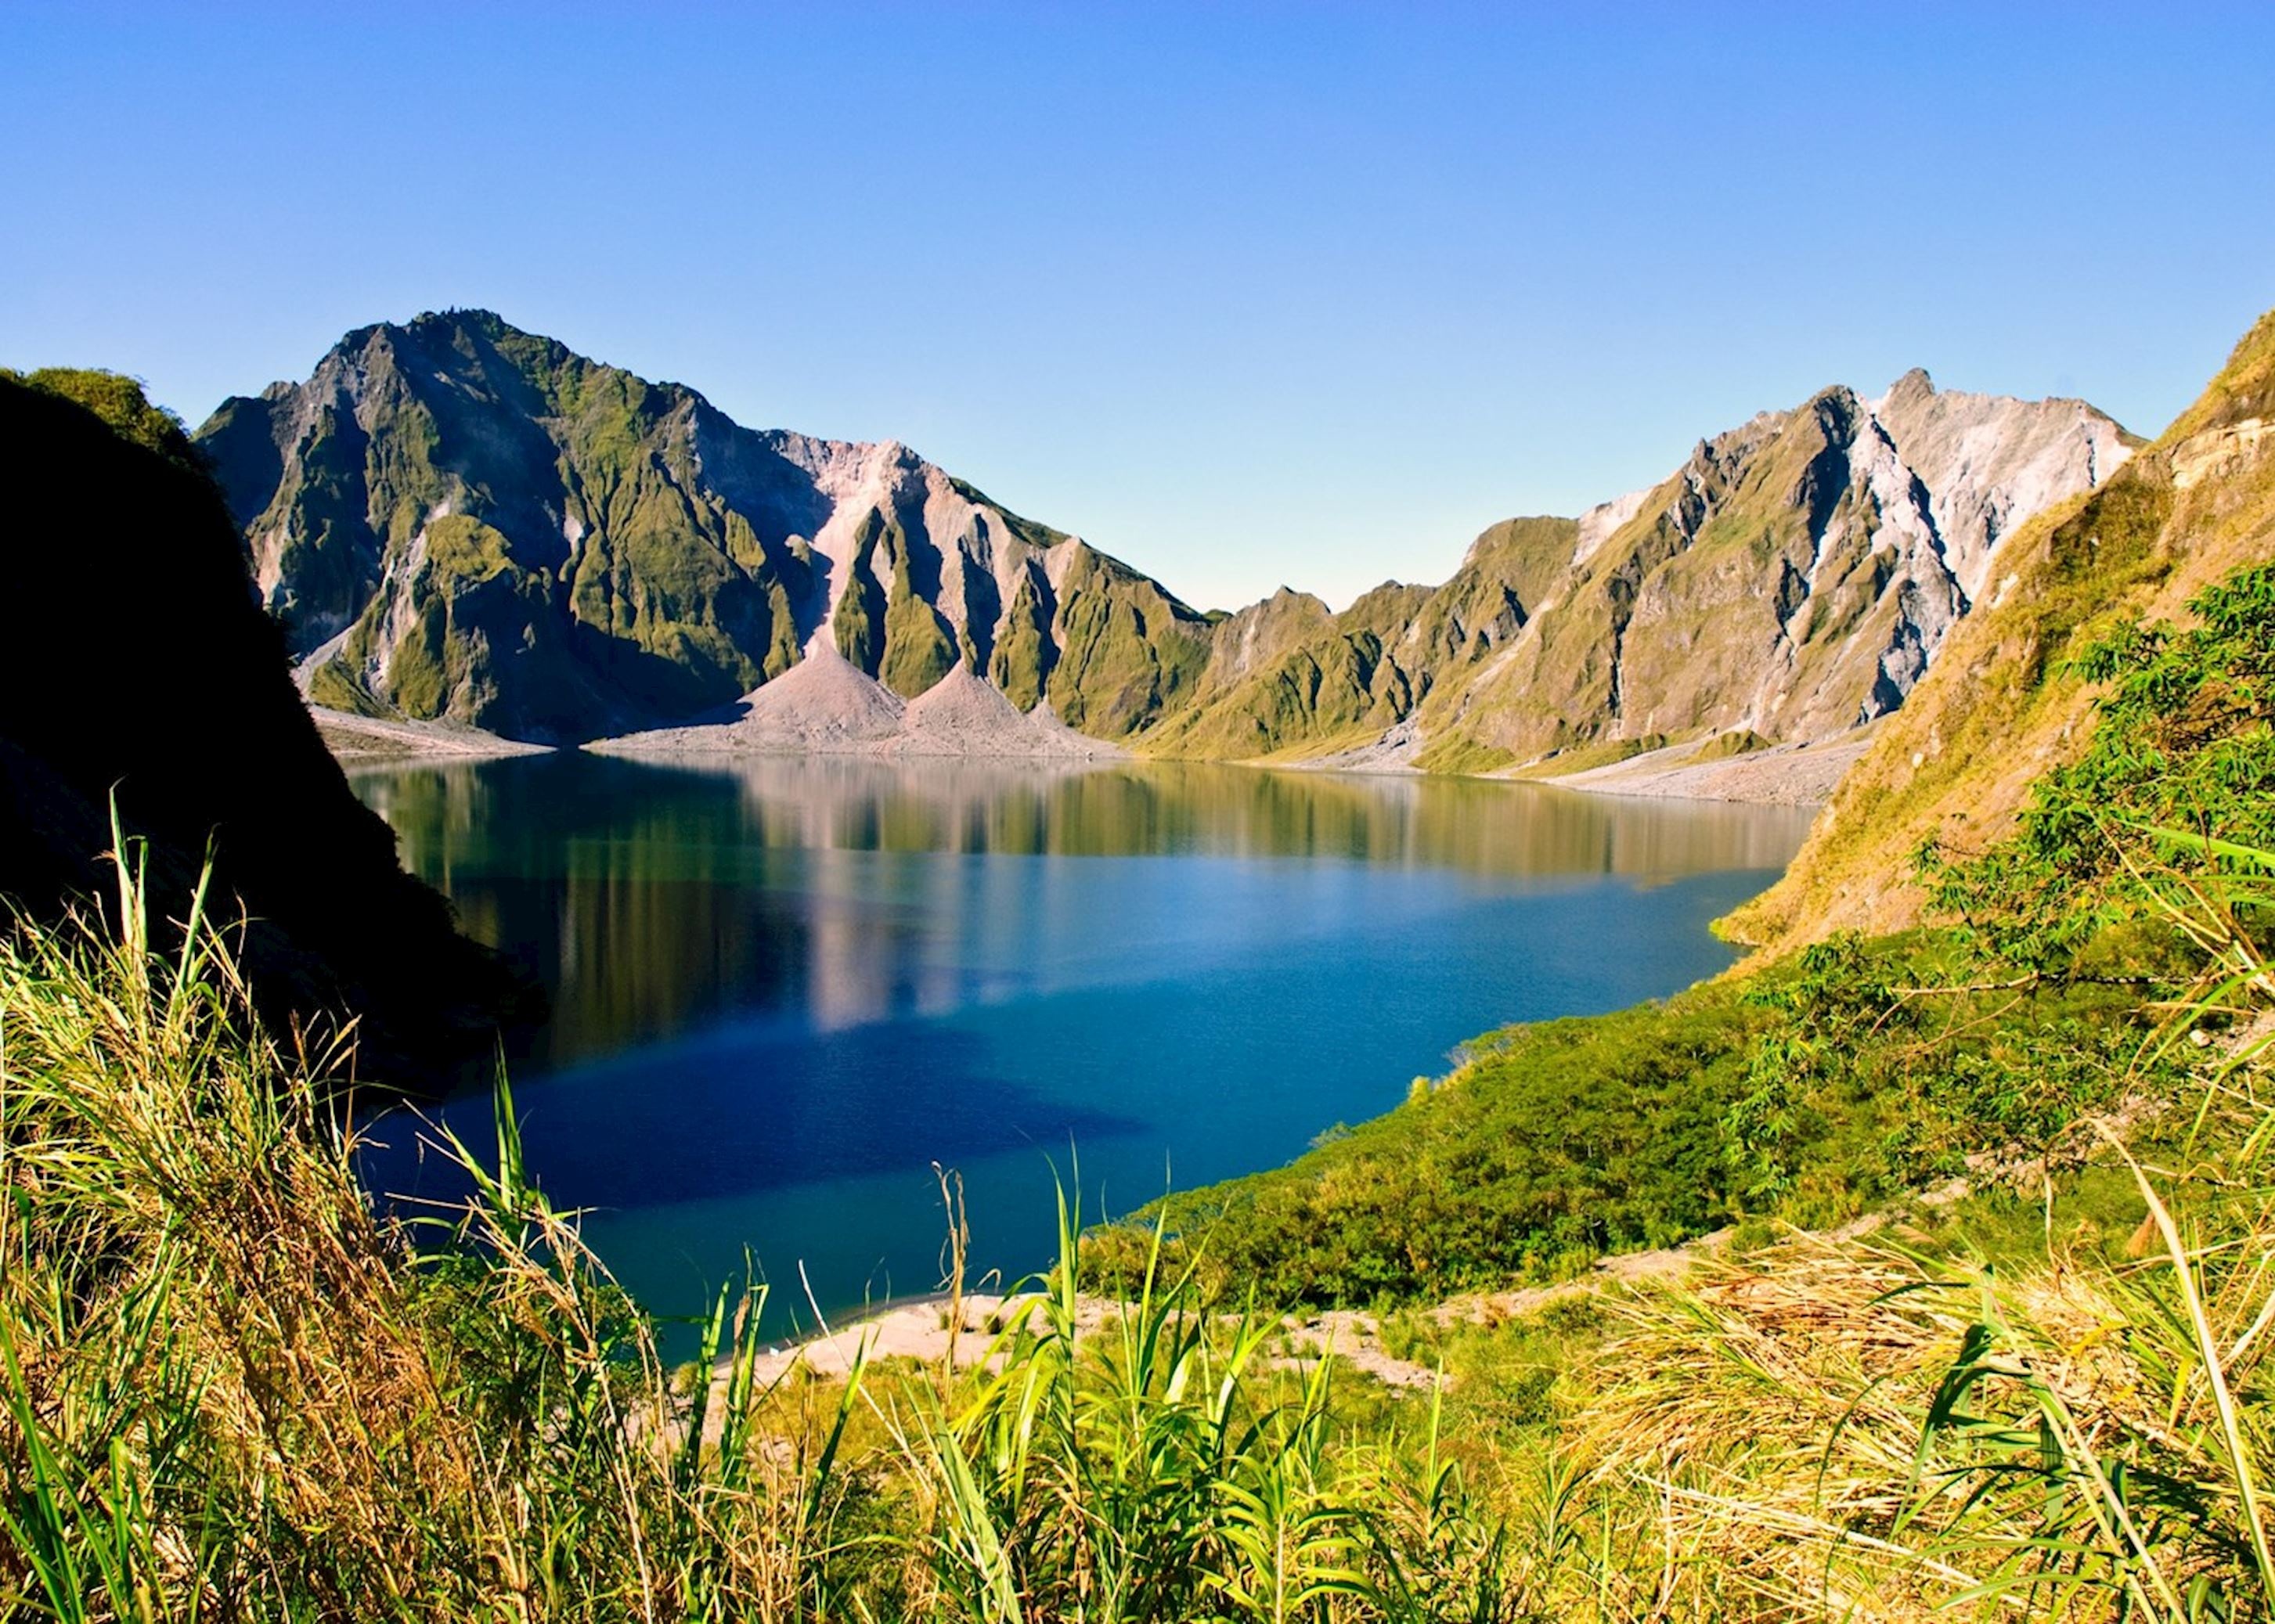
[0,373,539,1091]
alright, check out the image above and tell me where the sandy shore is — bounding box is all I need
[1535,729,1875,807]
[1269,718,1872,808]
[312,707,552,765]
[311,663,1864,805]
[726,1226,1740,1405]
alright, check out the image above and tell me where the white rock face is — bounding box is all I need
[1869,368,2134,603]
[2171,416,2271,492]
[1842,373,2131,720]
[1570,487,1650,569]
[1616,376,2127,733]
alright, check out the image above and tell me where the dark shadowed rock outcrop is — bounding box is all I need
[1,371,538,1089]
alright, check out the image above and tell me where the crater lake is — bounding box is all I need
[349,752,1812,1340]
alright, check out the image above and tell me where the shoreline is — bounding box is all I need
[315,699,1861,811]
[1527,730,1873,808]
[713,1220,1753,1406]
[314,706,553,766]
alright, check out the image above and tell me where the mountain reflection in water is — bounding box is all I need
[352,752,1812,1338]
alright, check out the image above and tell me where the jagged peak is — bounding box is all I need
[1802,383,1866,434]
[368,308,546,355]
[1882,366,1937,408]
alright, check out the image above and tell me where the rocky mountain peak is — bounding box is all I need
[1881,366,1938,410]
[1378,371,2135,772]
[196,318,1215,744]
[193,311,2137,770]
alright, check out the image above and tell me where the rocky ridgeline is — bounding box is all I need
[198,310,1214,746]
[197,311,2135,768]
[1161,375,2134,776]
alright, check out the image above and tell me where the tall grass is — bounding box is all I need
[877,1186,1503,1622]
[0,837,865,1619]
[4,828,2274,1619]
[1567,841,2275,1620]
[0,843,1519,1619]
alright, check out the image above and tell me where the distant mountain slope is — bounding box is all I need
[1136,517,1577,761]
[0,370,535,1086]
[199,312,2133,769]
[1726,306,2275,948]
[1162,376,2131,776]
[198,310,1219,744]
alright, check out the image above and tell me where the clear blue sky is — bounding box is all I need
[5,3,2270,610]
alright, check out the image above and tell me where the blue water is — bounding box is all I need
[351,752,1811,1338]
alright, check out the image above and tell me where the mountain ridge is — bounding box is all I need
[197,311,2135,772]
[1725,304,2275,946]
[199,309,1220,744]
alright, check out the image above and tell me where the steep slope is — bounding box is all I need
[1141,380,2127,774]
[199,311,2131,774]
[1141,518,1574,761]
[1405,378,2133,772]
[0,371,535,1086]
[198,311,1218,744]
[1725,308,2275,948]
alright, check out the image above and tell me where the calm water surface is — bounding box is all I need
[352,752,1812,1338]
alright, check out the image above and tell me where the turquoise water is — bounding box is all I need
[351,752,1812,1338]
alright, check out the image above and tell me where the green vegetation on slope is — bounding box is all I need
[206,311,829,738]
[877,521,960,699]
[1043,544,1216,736]
[986,570,1055,709]
[1144,520,1571,764]
[9,711,2275,1616]
[1129,552,2275,1310]
[2,366,205,474]
[1145,585,1433,760]
[1728,305,2275,949]
[1116,934,2169,1306]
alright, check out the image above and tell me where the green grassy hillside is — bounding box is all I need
[1140,519,1573,762]
[11,312,2270,1623]
[1135,308,2275,1315]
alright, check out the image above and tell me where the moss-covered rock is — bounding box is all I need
[1042,544,1215,735]
[988,570,1056,710]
